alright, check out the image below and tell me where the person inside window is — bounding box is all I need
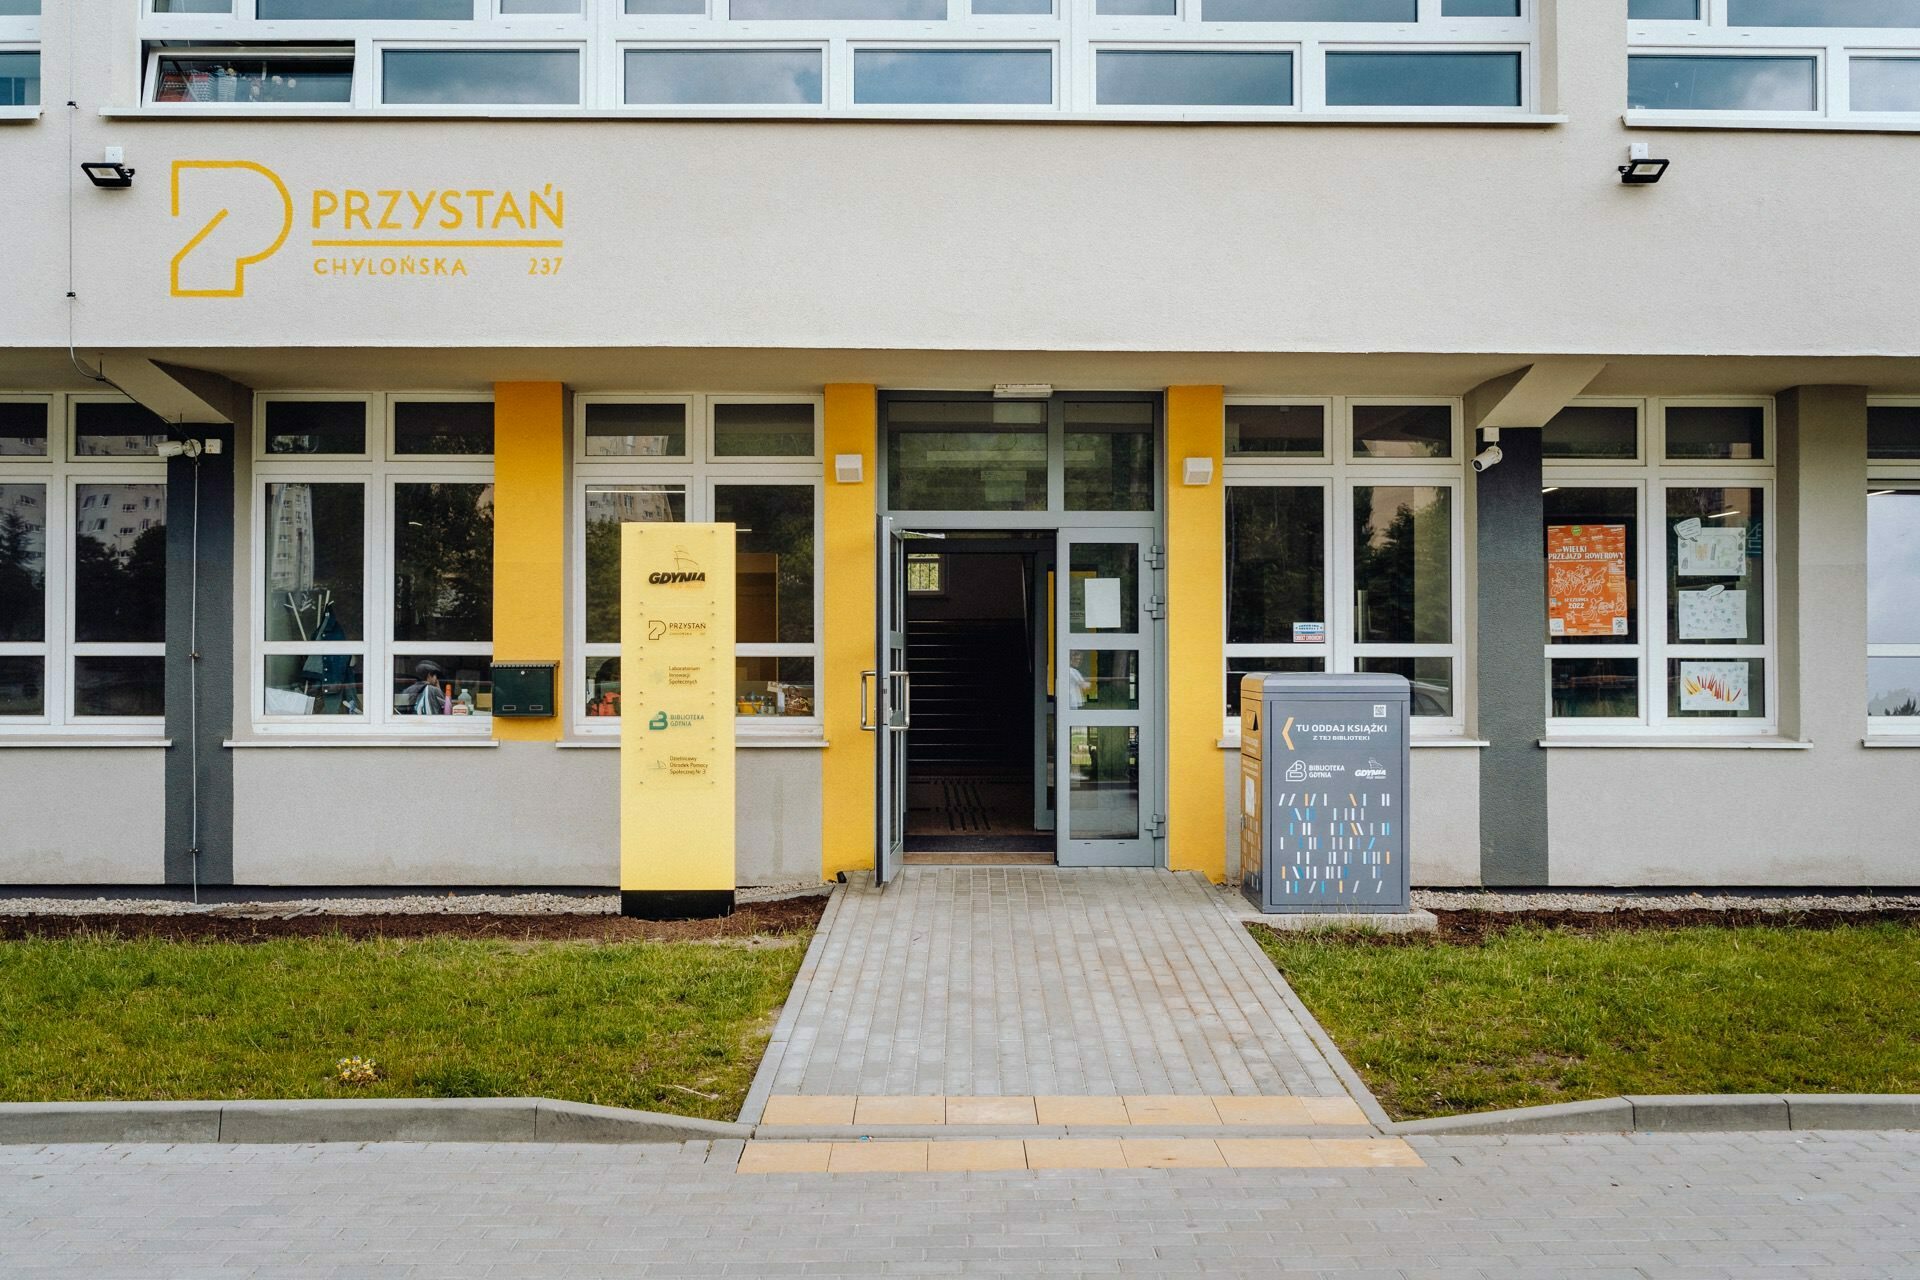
[398,660,448,715]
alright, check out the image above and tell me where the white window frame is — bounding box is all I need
[572,391,824,740]
[1086,41,1302,117]
[1542,395,1778,737]
[1868,394,1920,736]
[616,41,830,111]
[140,44,357,109]
[250,392,495,736]
[0,393,168,738]
[1223,395,1468,741]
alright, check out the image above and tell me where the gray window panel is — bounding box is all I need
[264,401,367,455]
[1227,403,1323,456]
[1729,0,1920,25]
[154,57,354,105]
[0,402,47,456]
[584,402,687,455]
[1629,0,1700,15]
[73,401,170,457]
[1098,0,1176,14]
[151,0,227,9]
[732,0,943,17]
[625,49,823,105]
[74,484,168,644]
[0,484,46,642]
[0,0,40,13]
[0,657,43,716]
[381,49,580,105]
[975,0,1050,11]
[1353,403,1452,458]
[1852,57,1920,111]
[1325,51,1521,107]
[1205,0,1413,19]
[1628,55,1817,110]
[854,48,1052,105]
[393,401,494,454]
[627,0,707,11]
[1869,405,1920,458]
[1097,50,1293,107]
[1665,405,1764,460]
[1869,657,1920,717]
[713,402,815,455]
[501,0,579,10]
[1543,404,1638,459]
[1551,658,1640,719]
[260,0,470,16]
[74,657,166,718]
[1442,0,1520,13]
[1869,491,1920,645]
[0,52,38,108]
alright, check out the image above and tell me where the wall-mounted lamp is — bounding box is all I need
[1182,456,1215,487]
[83,149,136,189]
[833,453,864,484]
[1619,143,1669,185]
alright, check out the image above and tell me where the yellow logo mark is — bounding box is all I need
[1280,716,1295,752]
[170,161,294,298]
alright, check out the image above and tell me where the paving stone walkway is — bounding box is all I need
[5,1132,1916,1278]
[748,868,1355,1113]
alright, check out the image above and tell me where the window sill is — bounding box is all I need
[1862,736,1920,748]
[1540,735,1808,750]
[1624,110,1920,135]
[0,736,170,748]
[1217,735,1488,750]
[99,105,1567,128]
[225,737,500,749]
[556,736,828,750]
[0,107,39,123]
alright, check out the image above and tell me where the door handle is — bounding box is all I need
[891,670,911,731]
[858,670,877,732]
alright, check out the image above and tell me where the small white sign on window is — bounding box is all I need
[1083,578,1122,630]
[1292,621,1326,644]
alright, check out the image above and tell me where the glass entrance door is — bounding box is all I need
[1055,529,1158,868]
[871,516,909,885]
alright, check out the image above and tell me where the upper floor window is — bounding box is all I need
[1629,0,1920,119]
[1869,399,1920,735]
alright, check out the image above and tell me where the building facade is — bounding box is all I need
[2,0,1918,890]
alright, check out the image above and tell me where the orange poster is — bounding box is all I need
[1546,524,1628,638]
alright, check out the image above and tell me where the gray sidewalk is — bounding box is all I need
[749,868,1354,1109]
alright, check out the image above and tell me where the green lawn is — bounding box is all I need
[1252,920,1920,1121]
[0,934,809,1121]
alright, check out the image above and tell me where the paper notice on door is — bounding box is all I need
[1678,588,1747,640]
[1084,578,1122,630]
[1676,526,1746,576]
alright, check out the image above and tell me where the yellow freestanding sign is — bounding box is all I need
[620,522,736,919]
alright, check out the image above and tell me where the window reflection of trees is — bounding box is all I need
[1354,486,1450,645]
[394,483,493,643]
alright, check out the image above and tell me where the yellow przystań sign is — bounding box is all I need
[619,523,736,917]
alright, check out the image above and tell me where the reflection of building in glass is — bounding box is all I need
[76,485,167,560]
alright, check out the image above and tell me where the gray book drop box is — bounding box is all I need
[1239,673,1411,914]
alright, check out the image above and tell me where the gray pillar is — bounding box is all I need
[163,426,236,888]
[1475,427,1549,885]
[1776,386,1869,746]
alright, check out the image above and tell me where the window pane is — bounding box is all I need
[73,401,169,457]
[73,484,167,643]
[0,0,41,11]
[1065,402,1154,512]
[393,401,493,455]
[628,0,705,12]
[381,49,580,106]
[74,657,165,717]
[1669,658,1765,719]
[263,401,366,455]
[715,486,814,644]
[735,655,814,717]
[713,402,815,456]
[152,0,231,9]
[1227,487,1325,646]
[854,49,1052,105]
[1225,656,1322,718]
[584,485,688,645]
[265,483,365,643]
[1228,403,1323,457]
[1354,486,1451,645]
[1666,487,1764,645]
[1869,656,1920,718]
[906,552,942,593]
[265,653,365,716]
[1870,405,1920,458]
[1665,404,1765,460]
[1096,50,1292,107]
[0,402,49,456]
[502,0,579,10]
[1730,0,1920,25]
[1544,488,1638,644]
[1552,658,1639,719]
[394,483,494,643]
[1869,490,1920,645]
[887,400,1047,511]
[584,402,686,457]
[391,655,492,716]
[1628,56,1817,111]
[584,654,622,718]
[625,48,823,105]
[1630,0,1700,15]
[0,52,38,108]
[1069,724,1139,840]
[1357,656,1454,718]
[1353,403,1452,459]
[1097,0,1174,12]
[1443,0,1519,12]
[1326,51,1521,108]
[153,55,353,105]
[0,656,43,716]
[1543,404,1638,460]
[0,484,46,642]
[1852,58,1920,111]
[1068,650,1139,710]
[1069,543,1138,635]
[976,0,1050,10]
[262,0,468,16]
[1206,0,1412,17]
[734,0,941,14]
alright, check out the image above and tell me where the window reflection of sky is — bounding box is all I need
[383,49,579,105]
[854,49,1051,105]
[1628,55,1817,110]
[1869,491,1920,644]
[626,49,822,104]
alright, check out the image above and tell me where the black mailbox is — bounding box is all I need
[491,662,557,718]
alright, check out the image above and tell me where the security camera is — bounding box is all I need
[1472,445,1503,473]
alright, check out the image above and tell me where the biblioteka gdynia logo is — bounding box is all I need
[168,160,569,298]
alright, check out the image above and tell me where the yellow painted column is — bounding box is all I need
[820,384,878,882]
[491,381,566,742]
[1165,386,1227,881]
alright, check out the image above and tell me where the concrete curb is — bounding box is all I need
[0,1098,749,1145]
[1243,909,1440,935]
[1392,1093,1920,1136]
[735,880,845,1127]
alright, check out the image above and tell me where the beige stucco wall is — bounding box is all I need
[0,749,166,883]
